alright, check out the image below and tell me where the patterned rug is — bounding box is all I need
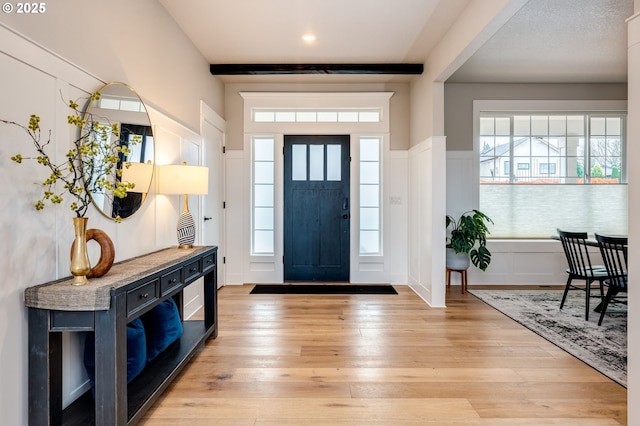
[468,289,627,387]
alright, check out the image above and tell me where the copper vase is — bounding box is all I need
[70,217,91,285]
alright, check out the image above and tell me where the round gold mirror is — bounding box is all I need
[84,82,154,220]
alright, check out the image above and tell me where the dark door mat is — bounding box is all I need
[250,284,397,295]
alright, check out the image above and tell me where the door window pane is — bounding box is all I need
[292,144,307,181]
[309,144,324,181]
[326,145,341,181]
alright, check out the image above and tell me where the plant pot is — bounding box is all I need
[446,247,470,270]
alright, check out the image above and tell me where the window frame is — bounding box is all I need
[480,112,627,185]
[251,135,276,255]
[472,100,628,239]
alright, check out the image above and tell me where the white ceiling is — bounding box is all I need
[158,0,633,84]
[449,0,633,83]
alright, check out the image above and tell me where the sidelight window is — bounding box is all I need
[359,137,381,254]
[252,136,275,254]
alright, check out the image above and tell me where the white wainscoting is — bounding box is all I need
[408,137,447,307]
[446,150,580,287]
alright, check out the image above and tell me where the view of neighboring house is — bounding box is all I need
[480,136,563,183]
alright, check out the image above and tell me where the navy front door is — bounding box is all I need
[284,135,350,281]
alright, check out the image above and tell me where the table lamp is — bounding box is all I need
[121,160,154,194]
[158,162,209,248]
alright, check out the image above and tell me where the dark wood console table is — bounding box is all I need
[25,246,218,425]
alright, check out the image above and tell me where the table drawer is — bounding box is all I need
[161,268,183,296]
[202,252,216,273]
[127,279,159,317]
[184,259,201,283]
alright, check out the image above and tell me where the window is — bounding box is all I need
[252,136,275,254]
[253,108,381,123]
[539,163,556,175]
[479,113,627,238]
[359,137,381,254]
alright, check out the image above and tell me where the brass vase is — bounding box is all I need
[70,217,91,285]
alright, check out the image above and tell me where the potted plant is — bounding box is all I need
[446,209,493,271]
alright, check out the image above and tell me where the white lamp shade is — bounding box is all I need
[158,164,209,195]
[121,161,154,193]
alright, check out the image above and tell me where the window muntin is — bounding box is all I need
[479,112,627,238]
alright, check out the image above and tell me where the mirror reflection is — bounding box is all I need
[85,82,154,220]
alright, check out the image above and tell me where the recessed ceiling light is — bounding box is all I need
[302,34,316,43]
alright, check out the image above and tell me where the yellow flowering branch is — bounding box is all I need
[2,91,140,220]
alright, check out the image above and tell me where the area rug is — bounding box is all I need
[250,284,397,295]
[468,289,627,387]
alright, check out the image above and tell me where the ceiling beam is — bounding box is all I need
[209,63,423,75]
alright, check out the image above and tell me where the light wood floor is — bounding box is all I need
[141,285,627,425]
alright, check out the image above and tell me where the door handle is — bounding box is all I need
[342,198,349,210]
[342,214,349,219]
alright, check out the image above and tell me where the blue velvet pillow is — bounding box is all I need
[141,297,183,362]
[83,317,147,391]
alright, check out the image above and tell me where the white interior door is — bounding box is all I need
[202,112,225,287]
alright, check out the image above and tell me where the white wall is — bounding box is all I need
[0,5,222,422]
[408,137,447,306]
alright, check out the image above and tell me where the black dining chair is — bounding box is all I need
[557,229,608,321]
[595,233,628,326]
